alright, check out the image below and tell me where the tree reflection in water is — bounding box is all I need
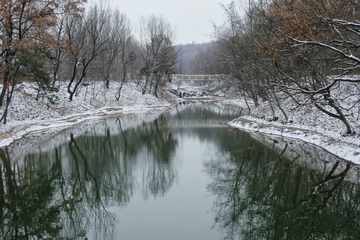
[205,129,360,240]
[2,102,360,240]
[0,148,67,239]
[0,116,178,239]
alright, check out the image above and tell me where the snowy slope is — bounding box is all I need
[2,79,360,164]
[227,84,360,164]
[0,81,173,147]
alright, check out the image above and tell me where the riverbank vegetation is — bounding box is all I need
[0,0,177,124]
[199,0,360,135]
[1,0,360,144]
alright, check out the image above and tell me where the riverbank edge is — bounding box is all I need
[229,115,360,164]
[2,87,359,165]
[0,104,173,148]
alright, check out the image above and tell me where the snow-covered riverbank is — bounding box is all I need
[2,80,360,165]
[224,96,360,164]
[0,81,174,147]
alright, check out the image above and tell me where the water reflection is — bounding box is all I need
[0,148,70,239]
[0,115,178,239]
[1,102,360,239]
[206,129,360,239]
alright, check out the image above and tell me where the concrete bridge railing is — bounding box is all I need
[172,74,223,81]
[163,120,229,128]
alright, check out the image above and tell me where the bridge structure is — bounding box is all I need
[171,74,224,81]
[162,119,230,129]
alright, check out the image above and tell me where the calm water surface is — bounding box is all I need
[1,102,360,239]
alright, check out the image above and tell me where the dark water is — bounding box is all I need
[1,102,360,240]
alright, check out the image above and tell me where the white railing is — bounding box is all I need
[172,74,223,81]
[164,120,228,128]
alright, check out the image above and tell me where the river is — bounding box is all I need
[1,102,360,239]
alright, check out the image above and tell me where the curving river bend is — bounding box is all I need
[1,102,360,239]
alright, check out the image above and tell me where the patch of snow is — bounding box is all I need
[0,81,173,148]
[6,110,166,162]
[227,83,360,164]
[3,78,360,166]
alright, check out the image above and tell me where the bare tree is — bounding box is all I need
[138,15,177,97]
[212,2,264,107]
[0,0,86,123]
[192,46,217,75]
[211,1,290,120]
[66,4,110,102]
[212,0,360,133]
[266,0,360,133]
[94,10,132,90]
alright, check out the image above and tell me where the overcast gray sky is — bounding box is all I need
[108,0,235,45]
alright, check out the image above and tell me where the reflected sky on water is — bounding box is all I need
[1,102,360,240]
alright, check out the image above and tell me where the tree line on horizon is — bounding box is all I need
[194,0,360,134]
[0,0,178,124]
[176,42,216,75]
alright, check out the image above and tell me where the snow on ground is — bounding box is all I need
[2,79,360,165]
[169,80,360,164]
[226,87,360,164]
[0,81,174,148]
[7,110,167,162]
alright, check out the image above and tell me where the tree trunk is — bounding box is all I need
[142,75,149,95]
[315,99,352,134]
[68,58,93,102]
[273,92,288,121]
[0,85,7,107]
[116,66,127,101]
[241,90,251,113]
[0,80,15,124]
[0,66,11,107]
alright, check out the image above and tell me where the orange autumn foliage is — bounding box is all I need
[0,0,87,106]
[269,0,360,44]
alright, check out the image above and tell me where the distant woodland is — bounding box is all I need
[176,42,215,75]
